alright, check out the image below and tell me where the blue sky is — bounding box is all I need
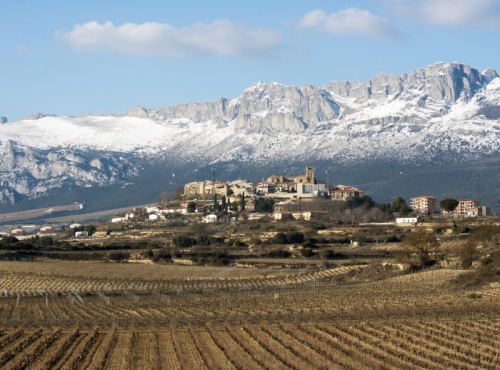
[1,0,500,121]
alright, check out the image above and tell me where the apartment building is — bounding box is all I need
[410,196,437,214]
[454,199,481,216]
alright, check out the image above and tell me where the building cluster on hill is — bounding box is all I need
[183,166,365,202]
[107,166,492,224]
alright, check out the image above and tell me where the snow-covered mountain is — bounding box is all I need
[1,62,500,211]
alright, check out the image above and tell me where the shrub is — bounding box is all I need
[197,235,225,246]
[320,250,343,260]
[300,248,314,257]
[1,236,19,245]
[329,237,351,244]
[250,238,262,246]
[172,235,197,248]
[225,239,247,247]
[287,232,305,244]
[302,239,318,249]
[266,249,292,258]
[270,231,305,245]
[270,233,288,245]
[154,248,172,261]
[386,235,401,243]
[108,251,130,261]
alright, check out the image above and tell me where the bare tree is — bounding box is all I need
[159,191,169,206]
[402,229,440,267]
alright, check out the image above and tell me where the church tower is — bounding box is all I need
[305,166,315,184]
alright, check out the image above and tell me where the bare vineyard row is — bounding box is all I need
[0,277,499,328]
[0,320,498,369]
[0,265,361,297]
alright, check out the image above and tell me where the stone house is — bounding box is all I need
[331,185,365,201]
[38,226,54,235]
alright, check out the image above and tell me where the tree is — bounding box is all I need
[174,186,184,200]
[221,195,227,211]
[240,192,246,212]
[472,224,499,248]
[378,202,393,214]
[392,197,412,215]
[346,195,375,210]
[402,229,440,267]
[159,191,169,206]
[440,198,459,212]
[254,197,275,213]
[187,202,196,213]
[459,239,480,269]
[85,225,96,236]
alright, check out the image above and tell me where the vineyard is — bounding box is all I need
[0,260,499,368]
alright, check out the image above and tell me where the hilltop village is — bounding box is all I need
[111,166,492,225]
[2,166,493,239]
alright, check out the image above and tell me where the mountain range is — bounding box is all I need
[1,61,500,214]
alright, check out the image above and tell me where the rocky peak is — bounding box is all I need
[0,117,7,124]
[406,62,487,102]
[155,97,230,124]
[482,68,499,81]
[324,62,492,105]
[124,106,150,118]
[21,113,57,120]
[234,82,339,132]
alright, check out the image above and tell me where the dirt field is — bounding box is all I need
[0,260,499,369]
[0,203,83,223]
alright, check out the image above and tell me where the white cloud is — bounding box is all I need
[299,8,405,40]
[386,0,500,27]
[57,20,282,58]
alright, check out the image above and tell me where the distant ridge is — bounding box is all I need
[1,62,500,212]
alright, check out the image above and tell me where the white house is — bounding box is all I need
[69,223,81,229]
[274,212,292,221]
[203,214,218,223]
[160,207,187,215]
[146,206,160,214]
[395,217,418,225]
[302,211,329,221]
[75,231,89,237]
[148,214,166,221]
[111,215,126,223]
